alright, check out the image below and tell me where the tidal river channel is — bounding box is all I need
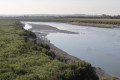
[22,21,120,77]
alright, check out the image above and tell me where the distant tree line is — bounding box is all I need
[0,14,120,19]
[61,14,120,19]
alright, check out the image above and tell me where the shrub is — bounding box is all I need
[56,56,67,63]
[15,68,27,75]
[47,51,56,59]
[43,43,50,50]
[60,61,99,80]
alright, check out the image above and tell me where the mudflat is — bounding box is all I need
[29,24,78,34]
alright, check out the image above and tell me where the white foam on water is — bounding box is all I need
[24,24,32,30]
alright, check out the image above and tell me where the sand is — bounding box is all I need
[29,24,78,34]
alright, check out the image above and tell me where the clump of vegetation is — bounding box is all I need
[56,56,67,63]
[0,19,100,80]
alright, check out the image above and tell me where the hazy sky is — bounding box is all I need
[0,0,120,15]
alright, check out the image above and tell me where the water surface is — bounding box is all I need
[22,21,120,77]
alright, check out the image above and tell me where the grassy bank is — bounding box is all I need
[0,20,99,80]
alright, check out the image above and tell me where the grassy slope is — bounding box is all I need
[0,19,118,80]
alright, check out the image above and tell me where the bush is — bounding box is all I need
[42,49,56,59]
[47,51,56,59]
[37,43,50,50]
[56,56,67,63]
[60,61,99,80]
[43,43,50,50]
[15,68,27,75]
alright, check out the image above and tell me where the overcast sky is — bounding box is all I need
[0,0,120,15]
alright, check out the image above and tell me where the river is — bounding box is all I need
[22,21,120,78]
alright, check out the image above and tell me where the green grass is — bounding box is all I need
[0,19,100,80]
